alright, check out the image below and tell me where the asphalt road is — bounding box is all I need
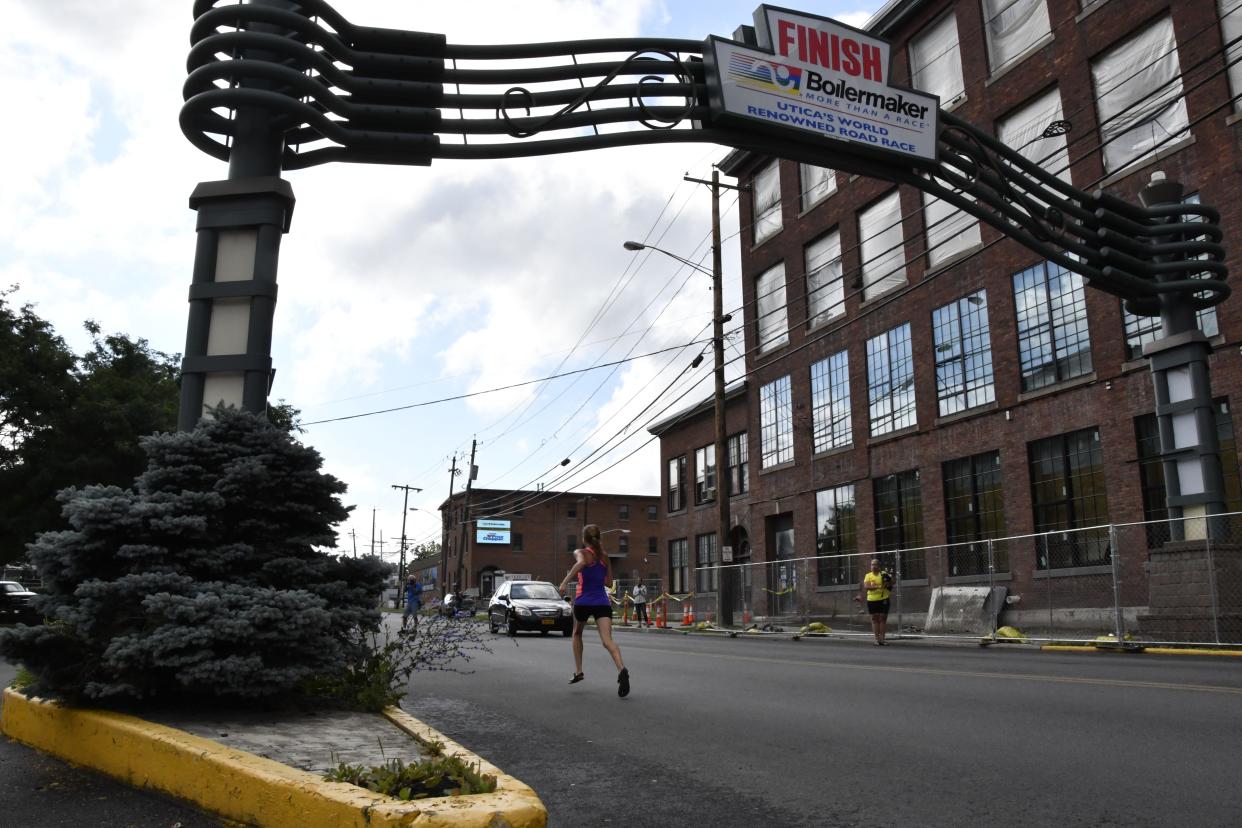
[0,658,223,828]
[403,626,1242,827]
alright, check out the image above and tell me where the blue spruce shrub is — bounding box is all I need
[0,407,386,704]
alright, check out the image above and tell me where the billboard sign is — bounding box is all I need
[477,529,511,544]
[477,519,511,530]
[703,5,939,163]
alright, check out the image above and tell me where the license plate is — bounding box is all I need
[541,618,555,625]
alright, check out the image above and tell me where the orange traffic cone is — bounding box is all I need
[686,604,696,625]
[742,607,752,625]
[621,603,630,626]
[681,603,691,626]
[658,604,667,628]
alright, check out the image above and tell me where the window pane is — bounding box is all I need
[998,86,1071,186]
[859,191,907,300]
[909,12,964,104]
[982,0,1051,72]
[922,185,980,267]
[1013,261,1092,391]
[727,432,750,496]
[805,230,844,328]
[867,323,917,437]
[760,376,794,467]
[943,451,1007,575]
[816,485,857,586]
[800,163,836,211]
[695,533,719,593]
[695,444,716,504]
[756,262,789,352]
[810,350,852,452]
[1028,428,1110,568]
[932,290,995,416]
[1091,17,1189,173]
[753,160,782,244]
[1222,1,1242,112]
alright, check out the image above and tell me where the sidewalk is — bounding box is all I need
[0,652,547,828]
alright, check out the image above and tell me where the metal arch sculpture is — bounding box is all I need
[177,0,1230,526]
[180,0,1227,308]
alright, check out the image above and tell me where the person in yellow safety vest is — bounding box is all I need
[855,558,892,645]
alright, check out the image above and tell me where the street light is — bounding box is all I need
[624,168,740,626]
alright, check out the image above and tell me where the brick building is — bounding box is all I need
[653,0,1242,631]
[440,488,661,600]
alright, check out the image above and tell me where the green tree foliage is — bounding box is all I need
[0,288,302,564]
[0,292,181,564]
[0,407,387,704]
[0,286,76,470]
[411,542,442,561]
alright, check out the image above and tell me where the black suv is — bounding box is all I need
[487,580,573,636]
[0,581,40,624]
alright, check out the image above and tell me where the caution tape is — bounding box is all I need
[762,586,795,596]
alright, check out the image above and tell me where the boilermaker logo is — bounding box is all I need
[705,5,939,162]
[727,53,804,94]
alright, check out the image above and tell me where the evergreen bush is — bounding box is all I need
[0,407,386,704]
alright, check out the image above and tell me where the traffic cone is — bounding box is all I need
[658,604,667,628]
[742,607,752,625]
[621,603,630,626]
[686,604,696,625]
[681,603,691,626]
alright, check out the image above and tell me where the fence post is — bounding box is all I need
[800,558,809,627]
[894,548,903,641]
[1206,517,1221,644]
[986,539,998,636]
[1108,523,1125,642]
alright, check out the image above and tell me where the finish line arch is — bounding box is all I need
[177,0,1232,524]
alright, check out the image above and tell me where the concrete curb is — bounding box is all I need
[1040,644,1242,657]
[0,687,546,828]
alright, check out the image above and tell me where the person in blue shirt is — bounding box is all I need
[403,576,423,630]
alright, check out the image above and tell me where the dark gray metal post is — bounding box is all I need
[1140,173,1227,540]
[178,0,296,430]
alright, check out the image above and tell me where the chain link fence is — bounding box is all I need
[692,513,1242,646]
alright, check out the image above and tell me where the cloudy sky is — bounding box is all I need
[1,0,880,562]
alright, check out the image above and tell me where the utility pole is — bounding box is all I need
[371,508,376,556]
[456,439,478,595]
[442,454,459,603]
[392,483,423,606]
[349,528,357,558]
[685,168,743,627]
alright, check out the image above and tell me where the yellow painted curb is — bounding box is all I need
[1,688,546,828]
[1041,644,1242,657]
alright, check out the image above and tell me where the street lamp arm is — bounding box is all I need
[622,241,713,278]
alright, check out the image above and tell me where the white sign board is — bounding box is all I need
[477,519,511,529]
[476,529,511,544]
[722,545,734,563]
[704,5,939,163]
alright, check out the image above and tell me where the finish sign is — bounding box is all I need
[704,5,939,163]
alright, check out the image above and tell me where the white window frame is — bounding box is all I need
[859,191,907,301]
[1090,16,1189,174]
[753,160,783,244]
[909,12,965,105]
[756,262,789,353]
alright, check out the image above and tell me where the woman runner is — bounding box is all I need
[558,524,630,697]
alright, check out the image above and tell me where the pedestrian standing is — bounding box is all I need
[402,575,423,631]
[856,558,891,645]
[558,524,630,697]
[630,580,650,628]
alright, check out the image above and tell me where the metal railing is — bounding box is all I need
[691,513,1242,646]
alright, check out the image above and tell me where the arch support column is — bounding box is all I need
[178,176,295,431]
